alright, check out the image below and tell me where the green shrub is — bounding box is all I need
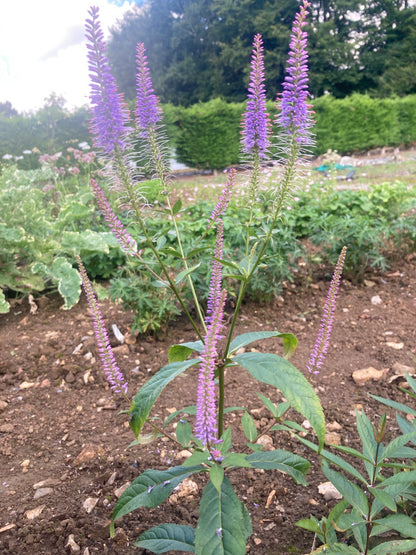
[175,98,244,170]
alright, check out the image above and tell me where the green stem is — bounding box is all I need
[224,137,300,358]
[114,151,204,341]
[245,151,261,257]
[148,129,207,333]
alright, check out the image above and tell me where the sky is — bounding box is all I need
[0,0,140,114]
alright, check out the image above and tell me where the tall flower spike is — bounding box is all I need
[85,6,130,155]
[206,220,224,323]
[90,179,137,255]
[242,34,269,158]
[195,289,227,446]
[307,247,347,377]
[210,169,236,224]
[77,256,128,395]
[278,0,312,144]
[136,43,161,137]
[195,220,228,446]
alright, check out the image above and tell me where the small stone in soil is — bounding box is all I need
[83,497,99,514]
[66,534,80,553]
[25,505,46,520]
[33,487,53,500]
[114,482,131,498]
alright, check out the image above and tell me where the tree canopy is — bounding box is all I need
[107,0,416,105]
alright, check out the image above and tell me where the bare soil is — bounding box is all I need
[1,252,416,554]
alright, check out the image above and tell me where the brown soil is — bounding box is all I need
[1,256,416,555]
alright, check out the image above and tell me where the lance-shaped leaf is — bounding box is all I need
[113,465,204,522]
[129,359,200,437]
[228,331,298,359]
[233,352,325,450]
[168,341,204,363]
[195,477,252,555]
[135,523,195,553]
[246,449,310,485]
[322,462,369,519]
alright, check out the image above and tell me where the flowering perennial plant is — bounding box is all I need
[242,34,269,158]
[136,43,161,136]
[89,178,137,254]
[85,6,130,155]
[307,246,347,377]
[278,0,312,145]
[77,256,128,395]
[77,4,350,553]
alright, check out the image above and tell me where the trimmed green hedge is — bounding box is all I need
[167,94,416,168]
[313,94,416,154]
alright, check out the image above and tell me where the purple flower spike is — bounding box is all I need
[278,0,312,144]
[242,34,269,158]
[210,169,236,223]
[85,6,130,155]
[136,43,161,137]
[195,219,229,446]
[77,257,129,395]
[307,247,347,377]
[90,179,137,255]
[195,288,227,446]
[206,220,224,323]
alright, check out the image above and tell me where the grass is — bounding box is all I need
[169,149,416,199]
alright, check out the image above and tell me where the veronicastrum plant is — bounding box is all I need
[79,3,344,552]
[296,386,416,553]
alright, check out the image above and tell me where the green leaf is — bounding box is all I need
[368,539,416,554]
[172,198,182,215]
[219,428,232,454]
[163,405,196,427]
[321,461,369,518]
[183,450,211,467]
[368,487,397,513]
[234,352,325,450]
[370,394,416,417]
[328,499,350,528]
[377,469,416,488]
[228,331,297,359]
[34,257,82,309]
[241,412,257,442]
[168,341,204,363]
[223,453,253,468]
[113,465,204,522]
[371,514,416,539]
[355,409,377,463]
[129,359,200,437]
[175,263,201,285]
[210,464,224,493]
[382,430,416,460]
[296,518,322,535]
[256,393,278,418]
[135,524,195,553]
[246,449,310,485]
[176,419,193,447]
[297,437,367,484]
[195,477,252,555]
[0,288,10,313]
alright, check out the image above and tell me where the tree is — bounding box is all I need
[0,101,18,118]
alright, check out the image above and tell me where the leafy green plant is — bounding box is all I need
[0,164,126,310]
[296,407,416,554]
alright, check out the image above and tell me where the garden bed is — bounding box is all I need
[1,254,415,554]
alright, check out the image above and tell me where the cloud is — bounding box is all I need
[41,25,86,61]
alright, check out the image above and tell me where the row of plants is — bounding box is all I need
[3,93,416,172]
[1,157,416,328]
